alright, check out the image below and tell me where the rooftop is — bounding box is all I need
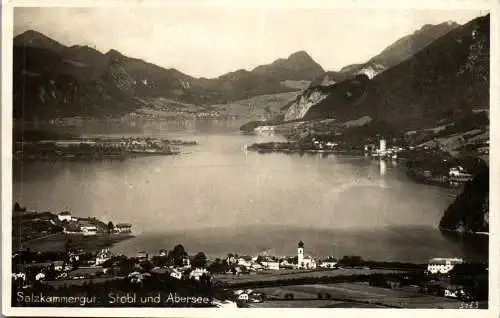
[115,223,132,227]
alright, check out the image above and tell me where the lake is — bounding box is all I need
[12,119,488,263]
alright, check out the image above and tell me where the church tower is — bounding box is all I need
[297,240,304,266]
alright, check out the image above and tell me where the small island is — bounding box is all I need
[14,132,198,161]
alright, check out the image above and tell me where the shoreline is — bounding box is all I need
[13,232,135,253]
[439,226,489,236]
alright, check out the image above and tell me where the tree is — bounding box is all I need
[151,255,170,268]
[13,202,21,212]
[191,252,207,269]
[168,244,188,267]
[107,221,114,234]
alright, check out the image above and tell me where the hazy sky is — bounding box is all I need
[14,7,485,78]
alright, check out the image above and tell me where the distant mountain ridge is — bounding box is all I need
[285,14,489,130]
[311,21,460,86]
[13,31,322,119]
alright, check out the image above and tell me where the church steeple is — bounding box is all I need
[297,240,304,266]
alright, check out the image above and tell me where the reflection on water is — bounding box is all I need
[380,160,386,176]
[13,119,486,262]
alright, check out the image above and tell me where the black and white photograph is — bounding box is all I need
[2,0,498,315]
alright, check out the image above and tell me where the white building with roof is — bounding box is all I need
[57,211,72,222]
[427,257,464,274]
[80,225,98,236]
[96,249,113,266]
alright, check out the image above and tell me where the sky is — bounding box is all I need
[13,6,486,78]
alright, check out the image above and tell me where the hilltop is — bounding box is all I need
[311,21,460,86]
[284,14,489,131]
[13,31,322,120]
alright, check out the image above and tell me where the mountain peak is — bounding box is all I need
[287,50,314,62]
[251,50,324,81]
[105,49,125,62]
[106,49,123,57]
[14,29,67,52]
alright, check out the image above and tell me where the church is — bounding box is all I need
[297,240,317,269]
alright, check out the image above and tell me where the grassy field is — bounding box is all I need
[213,268,401,286]
[250,282,479,309]
[250,299,387,308]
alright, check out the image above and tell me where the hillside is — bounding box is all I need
[286,14,489,131]
[13,31,320,120]
[311,21,460,86]
[439,164,489,233]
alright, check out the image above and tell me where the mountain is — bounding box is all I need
[252,51,324,81]
[13,31,321,119]
[14,30,67,53]
[285,14,489,131]
[311,21,460,86]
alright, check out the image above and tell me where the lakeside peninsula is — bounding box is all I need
[12,203,134,253]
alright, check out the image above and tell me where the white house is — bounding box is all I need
[261,260,280,271]
[169,268,182,280]
[80,225,98,236]
[35,272,46,281]
[297,241,317,269]
[280,258,296,269]
[189,268,209,281]
[52,260,67,271]
[96,249,112,266]
[320,258,338,269]
[427,257,464,274]
[114,223,132,234]
[57,211,72,222]
[237,256,253,268]
[448,166,474,183]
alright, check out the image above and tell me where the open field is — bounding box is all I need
[251,282,484,309]
[250,299,387,308]
[213,268,401,286]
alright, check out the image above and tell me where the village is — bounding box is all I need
[249,135,486,187]
[11,224,488,308]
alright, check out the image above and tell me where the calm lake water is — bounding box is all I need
[13,119,488,263]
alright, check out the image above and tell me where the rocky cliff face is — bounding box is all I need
[284,87,330,121]
[284,74,370,122]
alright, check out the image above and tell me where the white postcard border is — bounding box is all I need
[2,0,499,317]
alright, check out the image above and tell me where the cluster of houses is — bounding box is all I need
[224,241,338,273]
[366,139,404,160]
[426,257,464,275]
[57,211,132,236]
[448,166,474,183]
[12,245,211,289]
[233,289,264,303]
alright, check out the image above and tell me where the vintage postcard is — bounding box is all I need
[1,0,499,317]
